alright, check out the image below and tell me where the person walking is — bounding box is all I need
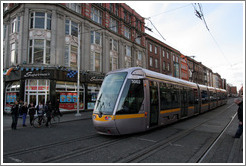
[55,98,62,117]
[233,98,243,138]
[22,102,28,127]
[45,100,52,127]
[11,101,19,130]
[28,102,35,126]
[36,101,44,127]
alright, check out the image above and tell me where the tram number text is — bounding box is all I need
[131,80,141,84]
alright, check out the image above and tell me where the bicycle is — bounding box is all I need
[33,114,47,128]
[50,112,61,124]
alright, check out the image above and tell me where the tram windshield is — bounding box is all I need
[94,72,127,115]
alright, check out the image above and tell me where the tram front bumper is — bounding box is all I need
[92,114,119,135]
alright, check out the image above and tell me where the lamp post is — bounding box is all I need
[75,26,81,117]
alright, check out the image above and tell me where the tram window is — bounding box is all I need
[188,89,194,106]
[160,83,179,110]
[201,90,208,104]
[116,79,144,114]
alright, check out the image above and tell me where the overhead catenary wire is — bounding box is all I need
[192,3,232,67]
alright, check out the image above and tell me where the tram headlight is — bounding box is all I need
[105,116,112,121]
[93,115,97,119]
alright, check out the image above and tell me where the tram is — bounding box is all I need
[92,67,227,135]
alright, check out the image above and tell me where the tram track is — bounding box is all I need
[115,103,236,163]
[3,133,98,161]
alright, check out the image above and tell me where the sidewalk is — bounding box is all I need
[2,111,93,131]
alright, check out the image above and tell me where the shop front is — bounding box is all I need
[3,66,105,113]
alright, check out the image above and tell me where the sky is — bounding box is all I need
[126,1,244,91]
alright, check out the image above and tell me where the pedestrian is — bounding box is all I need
[55,98,63,117]
[22,102,28,127]
[45,100,52,127]
[28,102,35,126]
[233,98,243,138]
[36,101,44,126]
[18,99,23,118]
[11,101,19,130]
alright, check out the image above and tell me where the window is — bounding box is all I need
[116,79,144,114]
[64,45,77,68]
[137,51,142,61]
[155,59,158,68]
[91,31,101,46]
[167,52,169,59]
[150,44,152,52]
[163,61,165,70]
[201,90,209,104]
[150,57,153,67]
[10,43,17,65]
[110,56,118,71]
[125,45,131,57]
[163,50,165,57]
[30,12,51,30]
[110,39,118,51]
[176,56,179,63]
[29,39,50,64]
[155,46,157,54]
[160,83,180,110]
[90,52,101,72]
[91,7,102,25]
[11,16,20,33]
[167,63,170,71]
[135,33,141,45]
[65,20,78,36]
[110,17,118,33]
[124,26,130,39]
[67,3,81,13]
[125,45,131,68]
[173,55,175,62]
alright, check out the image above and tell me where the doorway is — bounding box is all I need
[25,79,50,106]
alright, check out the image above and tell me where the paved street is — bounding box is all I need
[2,98,243,164]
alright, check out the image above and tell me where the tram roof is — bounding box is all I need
[108,67,198,88]
[107,67,227,92]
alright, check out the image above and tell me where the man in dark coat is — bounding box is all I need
[11,101,19,130]
[45,101,52,127]
[234,98,243,138]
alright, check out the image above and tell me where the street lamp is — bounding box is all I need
[75,26,81,117]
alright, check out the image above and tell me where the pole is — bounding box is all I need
[75,25,81,116]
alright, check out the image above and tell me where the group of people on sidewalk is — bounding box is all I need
[10,99,62,130]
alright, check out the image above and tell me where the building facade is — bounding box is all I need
[145,34,182,78]
[3,3,146,112]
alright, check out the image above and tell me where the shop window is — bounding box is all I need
[56,81,85,111]
[5,81,20,113]
[87,84,101,110]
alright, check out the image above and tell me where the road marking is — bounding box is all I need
[8,157,23,163]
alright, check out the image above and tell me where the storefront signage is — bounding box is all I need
[89,76,104,82]
[24,71,50,78]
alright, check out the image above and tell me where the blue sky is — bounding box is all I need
[127,1,244,91]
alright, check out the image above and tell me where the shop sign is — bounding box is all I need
[89,76,104,82]
[23,71,51,78]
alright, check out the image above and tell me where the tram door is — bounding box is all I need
[194,88,200,114]
[149,81,159,127]
[180,87,188,118]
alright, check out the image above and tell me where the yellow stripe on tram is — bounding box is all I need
[115,114,145,120]
[93,113,145,121]
[160,108,181,114]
